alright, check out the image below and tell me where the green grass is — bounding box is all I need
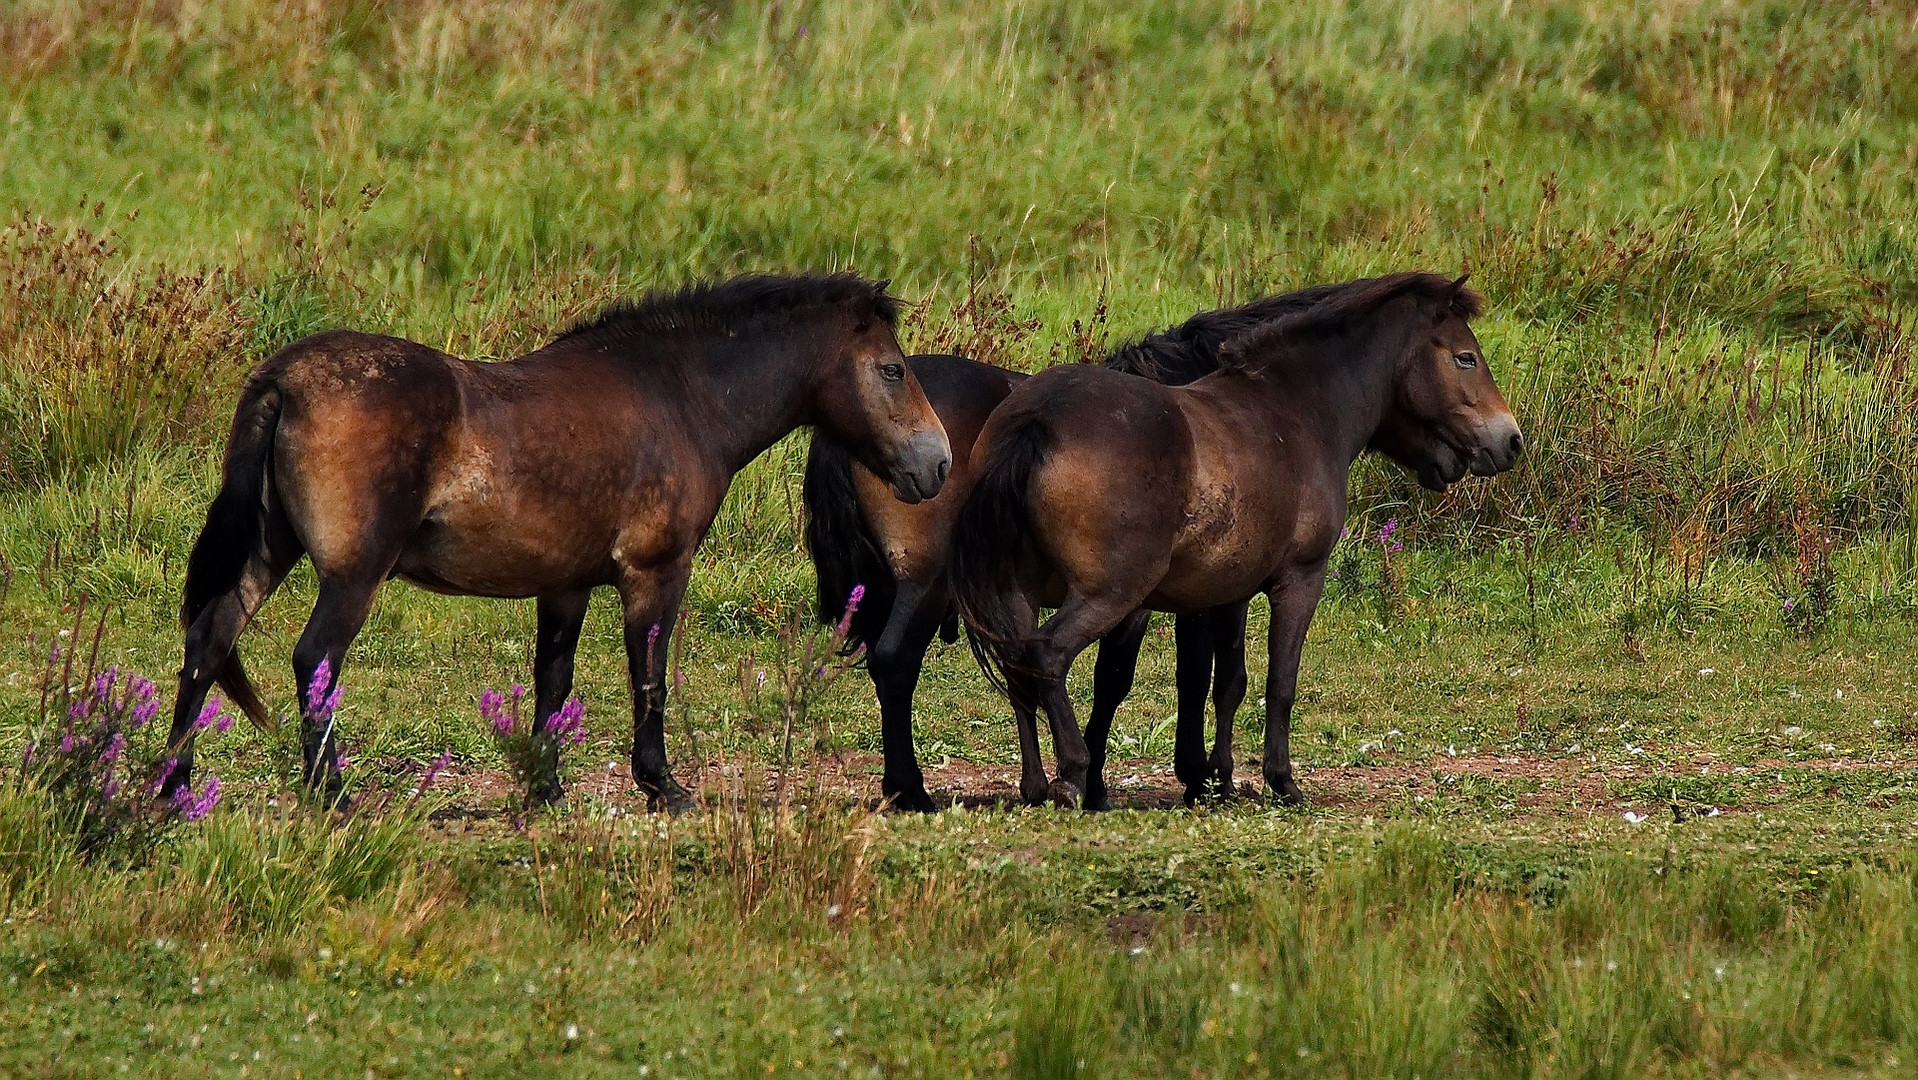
[7,0,1918,1075]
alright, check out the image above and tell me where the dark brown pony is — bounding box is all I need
[951,273,1522,809]
[804,289,1343,811]
[168,273,950,810]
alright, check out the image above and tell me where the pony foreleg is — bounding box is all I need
[620,566,695,813]
[1261,565,1328,806]
[529,589,593,806]
[1171,612,1215,803]
[869,580,945,812]
[1084,611,1151,812]
[1207,602,1251,799]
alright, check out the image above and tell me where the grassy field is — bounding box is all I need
[5,1,1918,1076]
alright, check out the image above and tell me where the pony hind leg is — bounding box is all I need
[1083,610,1151,812]
[291,568,395,801]
[868,579,947,813]
[528,589,593,806]
[1027,591,1140,811]
[164,544,300,794]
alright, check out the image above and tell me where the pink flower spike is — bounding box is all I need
[419,750,453,793]
[480,688,513,735]
[835,583,866,637]
[305,658,333,715]
[151,757,179,796]
[215,713,234,734]
[193,698,222,731]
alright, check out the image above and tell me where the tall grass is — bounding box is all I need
[4,0,1917,557]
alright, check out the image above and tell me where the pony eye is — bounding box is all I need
[1453,352,1479,369]
[880,362,905,382]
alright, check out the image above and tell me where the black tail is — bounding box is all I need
[180,373,295,727]
[801,433,894,653]
[948,408,1051,705]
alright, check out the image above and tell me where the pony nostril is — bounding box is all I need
[938,458,951,483]
[1508,433,1524,458]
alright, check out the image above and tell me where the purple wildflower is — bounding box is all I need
[547,697,587,746]
[1379,517,1404,553]
[305,658,342,719]
[172,775,220,822]
[835,583,867,638]
[131,696,160,728]
[215,712,234,734]
[59,731,75,754]
[419,750,453,793]
[20,742,33,769]
[192,697,223,732]
[480,688,513,735]
[98,732,126,765]
[68,697,92,722]
[94,666,118,702]
[1783,597,1796,613]
[151,757,179,796]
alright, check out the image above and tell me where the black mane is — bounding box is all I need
[1100,282,1355,386]
[554,272,900,346]
[1221,272,1483,371]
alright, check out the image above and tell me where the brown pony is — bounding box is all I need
[803,287,1353,810]
[168,273,949,810]
[950,273,1522,809]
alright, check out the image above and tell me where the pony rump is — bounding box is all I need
[947,405,1053,706]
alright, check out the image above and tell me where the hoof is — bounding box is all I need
[644,782,698,815]
[1020,778,1050,807]
[883,785,938,814]
[1266,775,1306,807]
[1047,779,1083,811]
[1083,790,1112,813]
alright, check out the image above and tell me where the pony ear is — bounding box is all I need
[1440,273,1479,320]
[873,278,892,295]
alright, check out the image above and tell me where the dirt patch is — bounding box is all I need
[418,749,1916,820]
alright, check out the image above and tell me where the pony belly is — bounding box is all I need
[392,527,610,599]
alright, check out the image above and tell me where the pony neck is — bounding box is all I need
[665,319,833,473]
[1255,318,1409,468]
